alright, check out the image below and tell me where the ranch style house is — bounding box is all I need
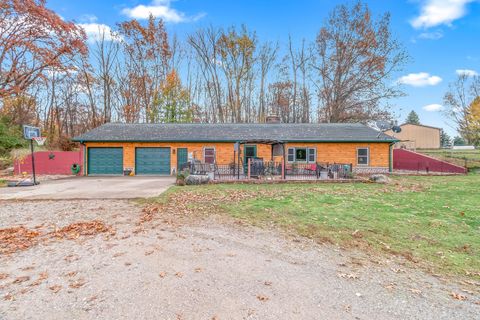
[73,122,397,178]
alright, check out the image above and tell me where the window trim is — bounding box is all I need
[203,147,216,164]
[287,147,316,163]
[356,147,369,166]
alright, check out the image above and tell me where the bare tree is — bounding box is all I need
[258,42,278,122]
[311,1,407,123]
[443,74,480,143]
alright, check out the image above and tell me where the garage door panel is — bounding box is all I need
[135,147,170,175]
[88,148,123,175]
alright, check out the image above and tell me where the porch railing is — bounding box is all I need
[186,160,353,181]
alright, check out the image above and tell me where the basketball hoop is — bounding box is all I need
[32,137,47,146]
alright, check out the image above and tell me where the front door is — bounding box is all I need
[177,148,188,172]
[244,145,257,171]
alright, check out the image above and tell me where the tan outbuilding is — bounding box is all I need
[384,123,441,149]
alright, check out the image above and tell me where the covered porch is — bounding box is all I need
[188,139,353,181]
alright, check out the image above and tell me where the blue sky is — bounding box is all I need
[47,0,480,136]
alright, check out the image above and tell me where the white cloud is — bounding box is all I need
[78,23,121,43]
[456,69,478,77]
[423,104,444,111]
[411,0,475,29]
[417,30,444,40]
[121,0,205,23]
[397,72,442,87]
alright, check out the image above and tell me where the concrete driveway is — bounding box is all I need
[0,176,175,200]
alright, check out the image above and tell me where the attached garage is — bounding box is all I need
[87,147,123,175]
[135,147,171,175]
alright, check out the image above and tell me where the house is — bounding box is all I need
[384,123,441,149]
[72,122,397,176]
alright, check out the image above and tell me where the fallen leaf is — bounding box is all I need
[450,292,467,301]
[194,267,203,273]
[12,276,30,284]
[175,272,183,278]
[410,288,422,295]
[64,271,78,277]
[49,285,62,293]
[3,293,14,301]
[256,294,269,302]
[264,281,272,286]
[69,279,86,289]
[144,250,154,256]
[159,272,167,278]
[337,273,359,280]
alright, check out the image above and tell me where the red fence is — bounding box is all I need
[14,151,83,175]
[393,149,467,174]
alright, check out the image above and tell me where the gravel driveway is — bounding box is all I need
[0,199,478,319]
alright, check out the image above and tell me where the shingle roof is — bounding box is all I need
[72,123,397,143]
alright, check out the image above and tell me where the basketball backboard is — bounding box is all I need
[23,125,40,139]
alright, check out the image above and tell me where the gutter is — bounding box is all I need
[72,139,399,143]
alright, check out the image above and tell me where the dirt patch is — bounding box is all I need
[0,199,478,319]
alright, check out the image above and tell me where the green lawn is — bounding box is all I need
[146,175,480,279]
[418,149,480,171]
[0,179,6,187]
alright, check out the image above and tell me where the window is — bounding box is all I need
[357,147,369,165]
[287,147,316,163]
[308,148,316,163]
[204,147,215,164]
[287,148,295,162]
[295,148,307,161]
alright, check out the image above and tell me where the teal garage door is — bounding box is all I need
[88,148,123,175]
[135,147,171,175]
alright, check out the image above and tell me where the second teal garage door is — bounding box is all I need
[135,147,171,175]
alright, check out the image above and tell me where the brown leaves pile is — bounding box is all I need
[0,220,113,255]
[51,220,112,240]
[0,227,40,255]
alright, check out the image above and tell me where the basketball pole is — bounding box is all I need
[30,138,37,185]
